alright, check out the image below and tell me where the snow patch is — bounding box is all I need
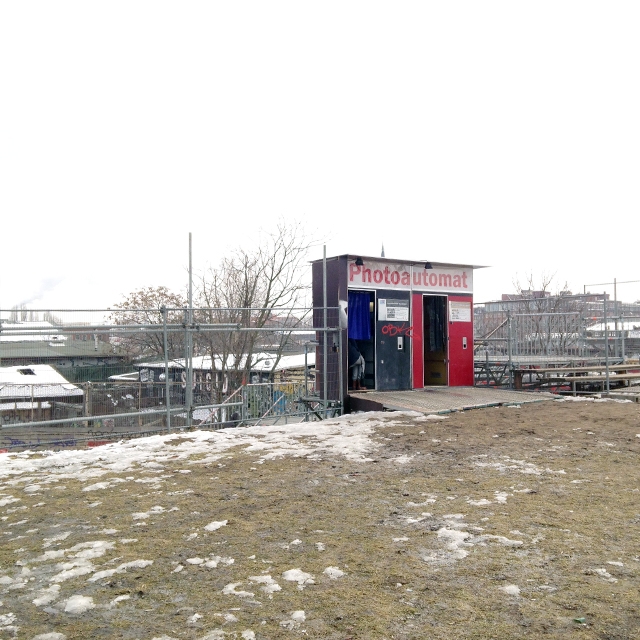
[222,582,254,598]
[88,559,153,582]
[280,610,306,630]
[204,520,228,531]
[108,594,131,608]
[501,584,520,596]
[323,566,345,579]
[248,574,281,595]
[282,568,315,589]
[63,594,95,614]
[32,584,61,606]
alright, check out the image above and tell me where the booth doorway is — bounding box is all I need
[423,295,448,386]
[347,290,375,390]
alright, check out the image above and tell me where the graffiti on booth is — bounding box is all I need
[381,323,413,338]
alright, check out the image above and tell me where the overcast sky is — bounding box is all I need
[1,1,639,314]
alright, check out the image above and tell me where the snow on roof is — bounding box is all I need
[0,321,66,343]
[252,353,315,371]
[136,352,315,372]
[108,372,140,382]
[0,364,83,400]
[0,401,52,411]
[586,318,640,332]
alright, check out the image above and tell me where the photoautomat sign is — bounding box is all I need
[348,260,472,294]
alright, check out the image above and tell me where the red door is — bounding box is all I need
[447,295,474,386]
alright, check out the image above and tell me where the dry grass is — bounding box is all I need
[1,399,640,639]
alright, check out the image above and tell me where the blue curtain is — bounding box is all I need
[348,291,371,340]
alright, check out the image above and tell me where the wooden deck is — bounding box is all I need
[512,362,640,392]
[531,364,640,375]
[348,386,555,415]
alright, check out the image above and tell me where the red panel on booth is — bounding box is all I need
[411,294,423,388]
[447,295,474,386]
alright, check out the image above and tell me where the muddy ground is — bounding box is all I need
[1,397,639,639]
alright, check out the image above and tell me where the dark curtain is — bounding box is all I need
[348,291,372,340]
[426,297,445,352]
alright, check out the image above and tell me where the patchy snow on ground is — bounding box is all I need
[0,412,419,485]
[1,412,427,638]
[1,402,636,639]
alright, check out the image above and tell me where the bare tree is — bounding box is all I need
[9,304,30,322]
[109,286,187,360]
[111,221,317,404]
[43,311,63,325]
[193,219,315,400]
[511,273,586,356]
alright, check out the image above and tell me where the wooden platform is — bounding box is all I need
[531,364,640,375]
[348,386,555,415]
[547,372,640,383]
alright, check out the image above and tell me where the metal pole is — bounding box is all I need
[507,312,513,388]
[186,232,194,429]
[304,342,308,397]
[322,245,328,418]
[184,307,192,429]
[304,342,309,421]
[189,231,193,311]
[338,324,344,415]
[162,306,171,432]
[2,402,242,430]
[614,278,619,358]
[241,384,247,424]
[603,295,610,393]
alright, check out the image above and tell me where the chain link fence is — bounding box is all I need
[474,294,640,389]
[0,306,341,451]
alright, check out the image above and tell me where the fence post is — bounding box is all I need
[162,306,171,432]
[304,343,309,421]
[338,318,344,415]
[322,245,328,419]
[603,295,610,393]
[81,381,92,429]
[184,307,193,429]
[507,312,513,389]
[614,277,619,359]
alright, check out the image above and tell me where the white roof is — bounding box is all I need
[586,318,640,332]
[0,321,66,343]
[0,401,52,411]
[0,364,83,400]
[108,372,141,382]
[137,352,315,372]
[252,353,316,371]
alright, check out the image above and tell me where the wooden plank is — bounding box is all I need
[526,364,638,374]
[546,372,640,383]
